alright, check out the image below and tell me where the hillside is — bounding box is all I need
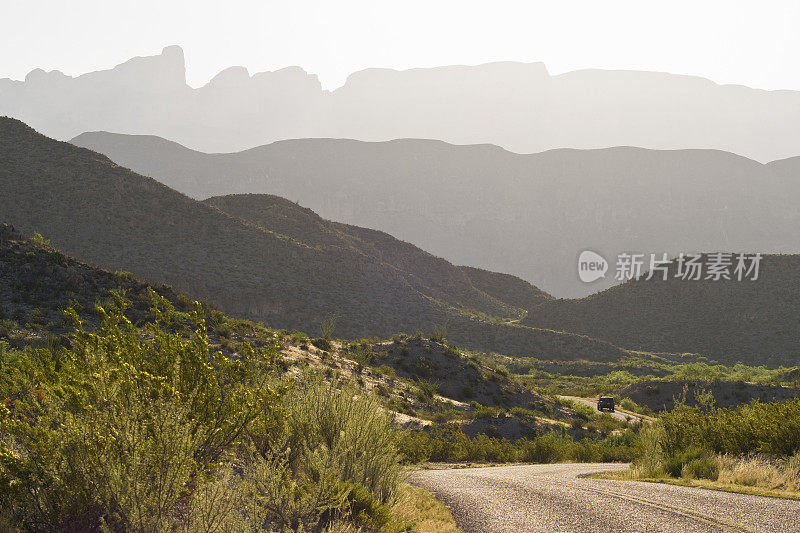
[7,46,800,162]
[71,131,800,298]
[203,193,552,313]
[525,255,800,366]
[2,225,594,442]
[0,118,628,361]
[0,228,602,532]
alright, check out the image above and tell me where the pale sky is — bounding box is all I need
[2,0,799,90]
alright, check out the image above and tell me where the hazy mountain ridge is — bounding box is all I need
[6,46,800,161]
[72,131,800,298]
[1,117,629,361]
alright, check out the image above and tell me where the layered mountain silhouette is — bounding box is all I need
[0,117,628,361]
[4,46,800,161]
[72,131,800,298]
[6,117,800,366]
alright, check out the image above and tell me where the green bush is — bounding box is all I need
[658,398,800,458]
[415,379,440,400]
[429,325,448,343]
[0,291,281,531]
[29,232,50,247]
[0,292,404,532]
[683,456,719,480]
[375,364,397,379]
[663,447,705,478]
[633,397,800,481]
[620,397,655,416]
[397,425,636,465]
[312,337,333,351]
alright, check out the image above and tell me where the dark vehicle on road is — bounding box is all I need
[597,396,615,412]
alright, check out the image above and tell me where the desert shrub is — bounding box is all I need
[397,431,433,463]
[517,433,577,463]
[391,333,407,344]
[509,407,537,422]
[374,364,397,379]
[632,397,800,485]
[29,232,50,247]
[473,404,502,419]
[415,379,439,401]
[658,398,800,458]
[662,447,705,478]
[495,364,510,377]
[432,408,462,423]
[113,270,136,282]
[345,342,376,368]
[0,290,282,531]
[429,325,448,343]
[290,330,311,344]
[246,377,403,530]
[312,337,333,351]
[558,398,595,420]
[682,456,719,480]
[620,397,654,416]
[398,425,636,465]
[633,424,665,477]
[0,293,404,532]
[320,313,339,340]
[213,322,233,338]
[0,320,16,337]
[569,417,585,430]
[443,344,460,358]
[412,356,436,378]
[588,413,624,435]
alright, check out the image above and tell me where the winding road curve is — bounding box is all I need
[412,463,800,532]
[558,396,651,423]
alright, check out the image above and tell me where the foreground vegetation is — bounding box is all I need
[399,425,636,464]
[0,293,410,532]
[617,392,800,495]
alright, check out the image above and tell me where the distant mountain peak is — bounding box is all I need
[338,60,550,89]
[206,66,250,88]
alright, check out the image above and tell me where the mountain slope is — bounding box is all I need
[71,131,800,297]
[0,117,627,361]
[525,255,800,366]
[203,193,548,317]
[7,46,800,161]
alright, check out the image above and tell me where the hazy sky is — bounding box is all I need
[3,1,799,90]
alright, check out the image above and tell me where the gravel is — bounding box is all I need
[411,463,800,532]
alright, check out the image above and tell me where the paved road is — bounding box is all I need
[412,463,800,532]
[559,396,650,423]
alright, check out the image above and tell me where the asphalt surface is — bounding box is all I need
[411,463,800,532]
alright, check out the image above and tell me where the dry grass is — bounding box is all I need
[384,484,461,533]
[597,453,800,500]
[716,454,800,492]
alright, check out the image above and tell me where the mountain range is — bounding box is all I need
[4,46,800,162]
[0,117,625,362]
[5,118,800,366]
[72,131,800,298]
